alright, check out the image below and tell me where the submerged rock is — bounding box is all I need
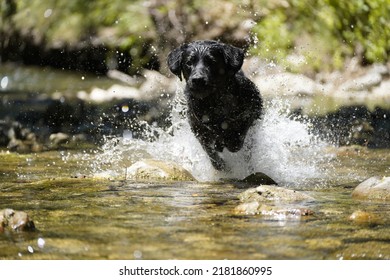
[0,209,35,232]
[238,185,315,202]
[126,159,195,181]
[352,176,390,200]
[234,201,314,217]
[235,185,315,216]
[349,210,383,226]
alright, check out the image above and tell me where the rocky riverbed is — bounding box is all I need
[1,148,389,259]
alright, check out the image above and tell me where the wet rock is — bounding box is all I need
[235,185,315,216]
[0,119,43,153]
[234,200,260,215]
[235,201,314,217]
[352,176,390,200]
[349,210,383,226]
[238,185,315,203]
[0,209,35,232]
[49,132,70,146]
[240,172,278,185]
[126,159,195,181]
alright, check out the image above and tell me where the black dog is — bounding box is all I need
[167,40,262,170]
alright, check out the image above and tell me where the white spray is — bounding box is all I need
[90,83,331,186]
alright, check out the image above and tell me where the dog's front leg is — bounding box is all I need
[200,140,226,171]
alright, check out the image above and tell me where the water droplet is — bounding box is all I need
[1,76,9,89]
[121,105,129,113]
[44,9,53,18]
[27,246,34,253]
[37,238,46,248]
[133,250,142,259]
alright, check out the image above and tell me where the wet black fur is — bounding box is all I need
[167,40,263,170]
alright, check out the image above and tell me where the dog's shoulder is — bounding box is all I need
[234,70,260,93]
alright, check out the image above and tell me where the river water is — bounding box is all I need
[1,65,389,259]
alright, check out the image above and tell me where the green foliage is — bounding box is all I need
[250,0,390,72]
[250,9,293,64]
[2,0,389,73]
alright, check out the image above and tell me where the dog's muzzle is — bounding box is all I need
[189,74,208,90]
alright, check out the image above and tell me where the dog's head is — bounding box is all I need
[167,40,244,90]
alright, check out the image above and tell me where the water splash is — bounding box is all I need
[88,84,332,185]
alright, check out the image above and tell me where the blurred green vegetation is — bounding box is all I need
[1,0,389,74]
[251,0,390,72]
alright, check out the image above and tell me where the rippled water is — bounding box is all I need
[1,147,390,260]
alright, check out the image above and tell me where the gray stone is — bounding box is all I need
[234,200,314,217]
[254,72,321,97]
[126,159,195,181]
[352,176,390,200]
[338,72,382,92]
[235,185,315,216]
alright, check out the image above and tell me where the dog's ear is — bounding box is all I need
[167,44,188,81]
[221,44,245,73]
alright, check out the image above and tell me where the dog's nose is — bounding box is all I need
[190,75,207,88]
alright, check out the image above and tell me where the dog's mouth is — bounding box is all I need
[189,83,208,91]
[191,90,211,99]
[188,79,216,95]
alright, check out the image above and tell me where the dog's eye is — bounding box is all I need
[185,57,196,67]
[204,56,216,65]
[185,60,193,67]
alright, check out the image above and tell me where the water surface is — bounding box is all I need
[1,65,389,260]
[1,145,389,260]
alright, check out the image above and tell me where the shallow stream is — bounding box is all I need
[1,147,390,260]
[1,65,390,259]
